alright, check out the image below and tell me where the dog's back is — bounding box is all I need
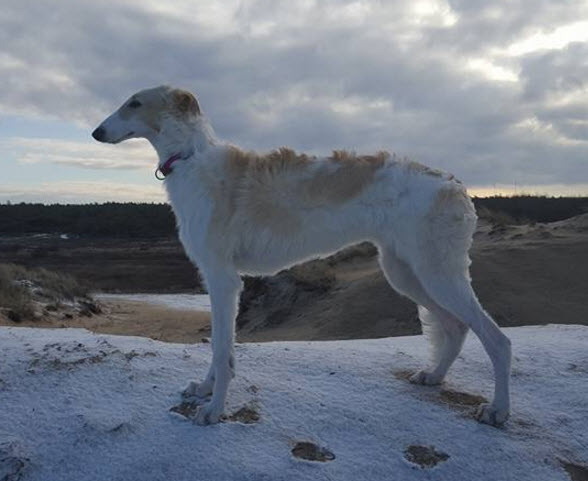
[173,145,468,276]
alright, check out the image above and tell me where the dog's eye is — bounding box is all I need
[128,99,142,108]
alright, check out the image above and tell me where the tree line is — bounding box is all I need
[0,202,176,237]
[0,196,587,237]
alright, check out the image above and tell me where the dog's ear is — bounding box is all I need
[173,89,201,116]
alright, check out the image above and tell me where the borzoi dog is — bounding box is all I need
[92,85,511,426]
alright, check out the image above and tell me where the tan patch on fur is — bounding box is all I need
[118,86,199,132]
[227,146,311,173]
[329,150,389,167]
[211,147,388,238]
[437,184,472,209]
[406,160,444,178]
[404,160,460,183]
[306,150,388,204]
[172,89,201,116]
[222,147,308,236]
[427,182,476,230]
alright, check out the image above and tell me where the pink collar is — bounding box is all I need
[155,153,184,180]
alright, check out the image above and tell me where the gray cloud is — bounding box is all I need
[1,0,588,189]
[520,43,588,101]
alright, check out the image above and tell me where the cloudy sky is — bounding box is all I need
[1,0,588,203]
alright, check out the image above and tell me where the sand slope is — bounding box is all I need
[236,215,588,341]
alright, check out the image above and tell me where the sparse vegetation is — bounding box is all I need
[0,265,34,320]
[475,206,520,226]
[0,263,89,321]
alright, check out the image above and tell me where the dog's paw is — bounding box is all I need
[182,380,213,399]
[476,403,509,426]
[409,370,443,386]
[195,402,224,426]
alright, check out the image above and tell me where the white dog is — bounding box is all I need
[92,86,511,426]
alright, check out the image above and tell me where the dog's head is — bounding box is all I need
[92,85,200,144]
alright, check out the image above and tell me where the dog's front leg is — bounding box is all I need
[193,265,242,425]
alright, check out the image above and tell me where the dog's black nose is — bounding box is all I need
[92,126,106,141]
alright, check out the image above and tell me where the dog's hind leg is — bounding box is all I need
[407,189,511,425]
[416,270,511,425]
[411,305,468,385]
[378,248,468,385]
[184,263,242,425]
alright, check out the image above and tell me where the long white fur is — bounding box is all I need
[93,85,512,426]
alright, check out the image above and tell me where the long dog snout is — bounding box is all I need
[92,126,106,142]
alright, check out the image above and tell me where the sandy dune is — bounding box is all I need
[1,214,587,343]
[236,214,588,341]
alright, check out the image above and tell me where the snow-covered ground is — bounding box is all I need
[0,325,586,481]
[95,293,211,311]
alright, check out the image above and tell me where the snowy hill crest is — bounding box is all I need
[0,325,587,481]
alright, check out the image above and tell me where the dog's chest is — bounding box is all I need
[164,174,212,258]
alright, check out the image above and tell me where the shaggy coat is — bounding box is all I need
[93,86,512,426]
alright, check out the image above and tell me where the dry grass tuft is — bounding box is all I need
[476,206,521,226]
[0,266,33,320]
[0,263,89,321]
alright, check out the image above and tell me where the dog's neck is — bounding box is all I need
[150,115,217,165]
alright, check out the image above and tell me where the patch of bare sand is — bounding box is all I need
[237,214,588,341]
[0,299,211,343]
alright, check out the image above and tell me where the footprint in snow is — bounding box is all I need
[404,445,449,469]
[291,442,335,462]
[226,406,260,424]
